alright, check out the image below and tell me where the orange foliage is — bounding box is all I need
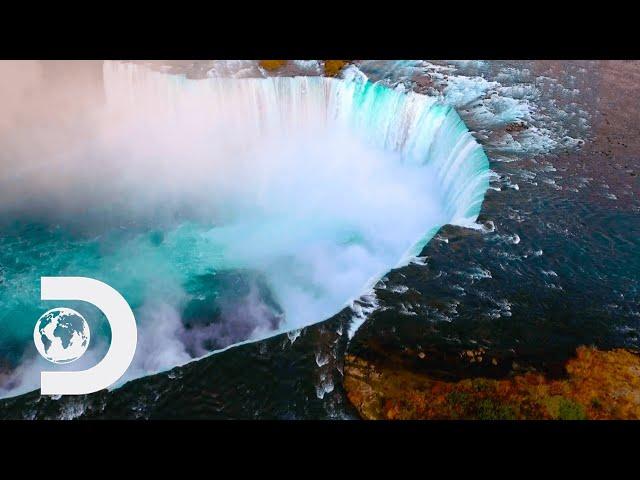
[323,60,348,77]
[344,347,640,420]
[259,60,287,71]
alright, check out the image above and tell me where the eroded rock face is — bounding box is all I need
[344,347,640,420]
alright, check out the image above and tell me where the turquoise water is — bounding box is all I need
[0,63,490,396]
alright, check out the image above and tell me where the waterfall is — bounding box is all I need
[100,58,491,347]
[0,61,490,396]
[102,61,490,256]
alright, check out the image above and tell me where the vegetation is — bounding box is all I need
[258,60,349,77]
[259,60,287,71]
[344,346,640,420]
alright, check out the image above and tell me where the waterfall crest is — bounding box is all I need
[101,59,491,352]
[103,61,489,230]
[0,61,490,397]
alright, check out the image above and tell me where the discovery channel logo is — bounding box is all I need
[33,277,137,396]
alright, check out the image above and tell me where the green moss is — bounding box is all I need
[471,379,493,393]
[476,398,518,420]
[557,398,587,420]
[541,395,587,420]
[447,391,471,407]
[447,391,517,419]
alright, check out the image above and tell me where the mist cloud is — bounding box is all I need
[0,61,488,398]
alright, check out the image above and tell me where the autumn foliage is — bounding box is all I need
[345,347,640,420]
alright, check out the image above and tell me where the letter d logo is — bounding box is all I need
[38,277,137,395]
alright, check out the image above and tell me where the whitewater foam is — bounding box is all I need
[0,61,491,396]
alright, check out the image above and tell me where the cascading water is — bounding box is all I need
[0,61,490,397]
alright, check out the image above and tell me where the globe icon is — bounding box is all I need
[33,308,91,364]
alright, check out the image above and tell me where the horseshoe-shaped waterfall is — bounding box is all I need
[0,61,490,397]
